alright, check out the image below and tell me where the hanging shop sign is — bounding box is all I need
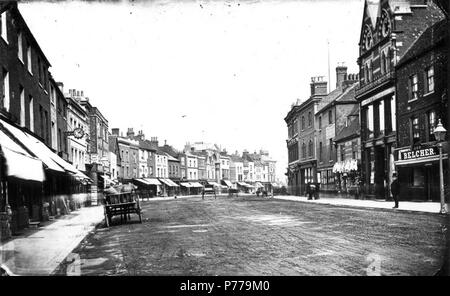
[398,147,439,161]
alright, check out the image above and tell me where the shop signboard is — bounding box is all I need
[398,147,439,161]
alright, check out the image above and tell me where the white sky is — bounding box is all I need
[19,0,364,183]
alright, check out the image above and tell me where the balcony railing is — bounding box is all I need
[356,71,394,97]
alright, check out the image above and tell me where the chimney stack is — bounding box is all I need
[336,64,348,89]
[310,76,328,97]
[127,128,135,138]
[56,82,64,93]
[111,128,120,136]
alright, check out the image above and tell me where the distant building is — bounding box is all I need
[65,95,88,172]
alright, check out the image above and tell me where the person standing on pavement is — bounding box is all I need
[390,172,400,208]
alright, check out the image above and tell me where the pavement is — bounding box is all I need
[274,193,446,214]
[0,205,104,275]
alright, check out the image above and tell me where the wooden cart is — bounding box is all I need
[103,192,142,227]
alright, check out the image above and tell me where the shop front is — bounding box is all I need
[299,161,317,196]
[394,145,449,201]
[332,159,361,195]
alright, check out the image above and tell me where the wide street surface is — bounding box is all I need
[56,195,448,276]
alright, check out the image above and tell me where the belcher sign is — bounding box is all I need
[399,147,439,161]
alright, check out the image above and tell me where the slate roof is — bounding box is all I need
[334,105,360,143]
[316,82,358,114]
[397,19,447,68]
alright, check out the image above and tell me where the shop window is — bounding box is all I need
[425,66,434,94]
[412,167,425,187]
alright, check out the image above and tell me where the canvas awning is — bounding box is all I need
[207,181,220,187]
[134,178,151,186]
[255,182,264,188]
[189,182,204,188]
[222,180,233,187]
[164,179,179,187]
[238,182,254,188]
[180,182,192,187]
[159,178,179,187]
[142,178,162,185]
[0,128,45,182]
[1,147,45,182]
[0,118,88,179]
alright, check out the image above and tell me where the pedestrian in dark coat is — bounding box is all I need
[390,173,400,208]
[306,182,311,199]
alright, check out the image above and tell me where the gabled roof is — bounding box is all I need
[397,19,447,68]
[366,0,380,28]
[334,105,360,143]
[317,82,358,114]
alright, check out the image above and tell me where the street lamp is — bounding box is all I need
[433,119,447,214]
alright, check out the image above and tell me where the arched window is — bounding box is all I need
[301,116,305,130]
[381,51,386,74]
[302,142,306,158]
[308,112,312,127]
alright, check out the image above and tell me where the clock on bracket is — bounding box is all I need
[73,127,85,139]
[381,10,391,37]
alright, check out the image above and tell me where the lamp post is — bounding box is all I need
[434,119,447,214]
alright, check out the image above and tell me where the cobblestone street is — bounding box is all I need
[57,196,449,276]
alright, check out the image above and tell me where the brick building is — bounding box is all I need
[285,76,328,195]
[315,66,359,192]
[355,0,445,199]
[1,2,51,146]
[394,18,448,201]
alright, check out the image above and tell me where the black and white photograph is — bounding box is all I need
[0,0,449,281]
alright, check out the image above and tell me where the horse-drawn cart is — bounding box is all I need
[103,191,142,227]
